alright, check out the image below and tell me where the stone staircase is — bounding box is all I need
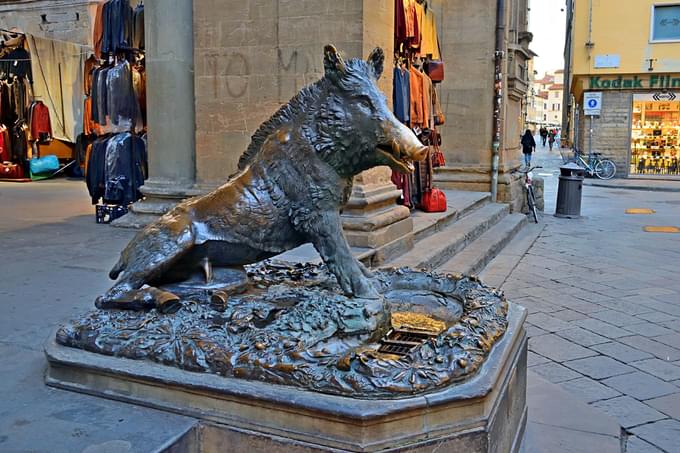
[380,190,528,277]
[218,190,529,281]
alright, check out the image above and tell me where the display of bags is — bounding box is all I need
[29,154,59,175]
[424,59,444,83]
[0,162,24,179]
[420,188,447,212]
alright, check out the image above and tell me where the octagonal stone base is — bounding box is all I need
[45,304,527,452]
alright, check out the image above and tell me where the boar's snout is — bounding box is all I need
[377,120,429,174]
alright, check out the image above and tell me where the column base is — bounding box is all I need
[434,165,524,212]
[341,182,413,249]
[111,180,204,229]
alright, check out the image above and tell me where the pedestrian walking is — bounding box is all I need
[539,126,548,147]
[521,129,536,168]
[548,129,556,151]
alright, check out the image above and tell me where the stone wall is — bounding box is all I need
[192,0,393,187]
[0,0,100,45]
[431,0,495,168]
[432,0,528,208]
[577,91,632,177]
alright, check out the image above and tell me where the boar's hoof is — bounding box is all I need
[95,287,181,314]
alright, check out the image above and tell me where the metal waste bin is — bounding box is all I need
[555,163,585,218]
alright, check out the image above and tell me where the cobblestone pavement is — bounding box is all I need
[503,141,680,452]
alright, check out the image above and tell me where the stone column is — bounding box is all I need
[340,0,413,260]
[115,0,200,227]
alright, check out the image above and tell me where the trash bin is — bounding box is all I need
[555,163,585,218]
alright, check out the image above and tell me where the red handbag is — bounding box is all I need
[0,162,25,179]
[421,188,447,212]
[425,60,444,83]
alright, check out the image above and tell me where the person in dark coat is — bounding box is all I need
[539,126,548,146]
[521,129,536,168]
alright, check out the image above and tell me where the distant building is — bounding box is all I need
[526,69,562,129]
[564,0,680,177]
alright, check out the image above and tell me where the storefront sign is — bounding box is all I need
[594,54,620,69]
[584,92,602,116]
[588,74,680,90]
[653,92,677,101]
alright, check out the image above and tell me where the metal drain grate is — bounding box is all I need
[378,329,435,356]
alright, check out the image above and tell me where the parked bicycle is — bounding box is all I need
[519,165,541,223]
[569,149,617,180]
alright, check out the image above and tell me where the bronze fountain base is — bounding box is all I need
[46,263,528,452]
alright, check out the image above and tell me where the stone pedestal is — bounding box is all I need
[342,167,413,249]
[45,304,527,453]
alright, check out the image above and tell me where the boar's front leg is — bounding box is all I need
[303,210,379,299]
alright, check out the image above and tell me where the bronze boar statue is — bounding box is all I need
[97,45,428,313]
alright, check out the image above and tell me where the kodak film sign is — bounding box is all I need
[587,74,680,89]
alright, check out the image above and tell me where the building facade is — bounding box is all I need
[1,0,533,251]
[564,0,680,177]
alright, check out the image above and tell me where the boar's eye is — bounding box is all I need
[356,96,374,111]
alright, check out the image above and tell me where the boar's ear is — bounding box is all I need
[367,47,384,80]
[323,44,346,77]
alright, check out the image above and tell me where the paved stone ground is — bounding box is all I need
[503,141,680,452]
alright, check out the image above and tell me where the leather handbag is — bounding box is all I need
[0,162,25,179]
[29,155,59,175]
[432,146,446,168]
[420,188,447,212]
[425,60,444,83]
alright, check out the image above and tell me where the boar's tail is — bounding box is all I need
[109,258,125,280]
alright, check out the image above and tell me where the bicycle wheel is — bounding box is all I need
[527,186,539,223]
[595,159,616,180]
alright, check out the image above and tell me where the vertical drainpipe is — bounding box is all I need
[492,0,506,202]
[562,0,573,145]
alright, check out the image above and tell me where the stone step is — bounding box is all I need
[386,203,510,270]
[410,190,491,242]
[479,222,545,289]
[437,213,528,276]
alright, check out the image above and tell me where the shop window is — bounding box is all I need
[631,95,680,176]
[651,5,680,42]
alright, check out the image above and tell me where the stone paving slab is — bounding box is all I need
[590,342,655,363]
[563,356,635,380]
[646,393,680,420]
[559,377,621,404]
[631,419,680,452]
[654,333,680,349]
[530,362,582,384]
[624,435,665,453]
[629,358,680,382]
[529,334,598,362]
[572,318,633,339]
[617,336,680,361]
[556,327,610,347]
[590,309,646,327]
[601,372,678,401]
[526,312,572,332]
[623,322,675,338]
[591,396,667,429]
